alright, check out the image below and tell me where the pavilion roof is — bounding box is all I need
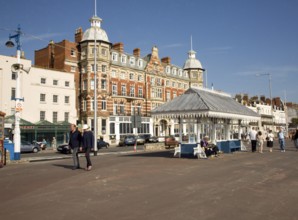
[151,88,260,121]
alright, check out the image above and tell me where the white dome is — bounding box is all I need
[82,27,109,42]
[183,50,203,70]
[81,16,109,42]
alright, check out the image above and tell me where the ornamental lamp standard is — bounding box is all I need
[5,25,30,160]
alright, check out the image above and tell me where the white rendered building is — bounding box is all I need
[0,55,77,143]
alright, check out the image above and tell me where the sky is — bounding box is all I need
[1,0,297,103]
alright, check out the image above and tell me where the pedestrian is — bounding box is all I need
[292,128,298,151]
[277,127,286,152]
[69,124,81,170]
[81,124,94,171]
[256,130,264,153]
[266,130,274,152]
[249,127,257,152]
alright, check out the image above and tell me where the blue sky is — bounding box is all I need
[1,0,297,103]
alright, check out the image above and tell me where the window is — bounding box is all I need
[138,87,143,98]
[150,77,155,86]
[53,80,58,86]
[101,48,107,56]
[138,75,142,81]
[157,88,162,98]
[41,78,46,84]
[138,59,143,67]
[121,55,127,63]
[52,112,58,123]
[172,68,177,75]
[40,93,46,102]
[120,72,126,79]
[102,119,106,134]
[129,57,135,65]
[64,112,69,122]
[119,103,125,114]
[129,73,134,80]
[83,80,87,90]
[156,78,162,86]
[11,88,16,99]
[40,111,45,121]
[53,95,58,103]
[102,65,106,72]
[112,52,118,61]
[71,49,76,57]
[102,100,107,110]
[90,80,95,90]
[113,103,118,115]
[166,66,170,74]
[166,80,170,86]
[112,84,117,95]
[111,70,116,77]
[11,72,16,80]
[82,99,87,111]
[173,91,177,98]
[91,98,95,111]
[172,82,176,87]
[91,47,97,55]
[121,85,126,96]
[65,96,70,104]
[91,64,98,72]
[65,81,70,87]
[71,66,76,72]
[130,86,135,97]
[178,69,182,76]
[101,79,107,90]
[166,91,171,101]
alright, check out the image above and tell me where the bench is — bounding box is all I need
[216,140,241,153]
[174,143,207,159]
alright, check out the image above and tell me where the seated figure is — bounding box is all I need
[200,136,219,157]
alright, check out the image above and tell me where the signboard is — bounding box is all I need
[15,100,23,112]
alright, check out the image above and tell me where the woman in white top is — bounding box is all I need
[266,130,274,152]
[257,131,264,153]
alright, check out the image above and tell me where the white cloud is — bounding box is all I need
[162,43,184,49]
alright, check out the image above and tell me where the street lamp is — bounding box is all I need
[5,25,28,160]
[256,73,273,130]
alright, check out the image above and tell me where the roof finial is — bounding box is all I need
[191,35,193,51]
[94,0,97,16]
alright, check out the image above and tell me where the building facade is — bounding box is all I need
[0,55,77,144]
[35,14,205,144]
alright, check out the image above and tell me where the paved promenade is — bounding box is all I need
[0,141,297,220]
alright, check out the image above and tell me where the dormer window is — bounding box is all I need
[178,69,182,76]
[138,59,143,67]
[112,52,118,61]
[172,68,177,75]
[166,66,170,74]
[121,55,127,63]
[129,57,135,66]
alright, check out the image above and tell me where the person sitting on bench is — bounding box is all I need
[200,136,219,157]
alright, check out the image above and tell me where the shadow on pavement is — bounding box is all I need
[52,164,74,169]
[120,150,194,158]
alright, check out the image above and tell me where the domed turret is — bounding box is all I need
[82,16,109,42]
[183,50,203,70]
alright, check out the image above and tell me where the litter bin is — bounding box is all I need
[4,139,15,161]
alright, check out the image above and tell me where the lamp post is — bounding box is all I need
[5,25,23,160]
[256,73,273,130]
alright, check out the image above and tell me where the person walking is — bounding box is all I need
[81,124,94,171]
[277,127,286,152]
[249,127,257,152]
[266,130,274,152]
[69,124,81,170]
[256,130,264,153]
[292,128,298,151]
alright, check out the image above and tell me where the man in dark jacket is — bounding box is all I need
[81,124,94,171]
[69,124,81,170]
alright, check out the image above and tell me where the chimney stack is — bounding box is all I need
[133,48,141,57]
[161,57,171,64]
[75,27,83,43]
[112,42,124,53]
